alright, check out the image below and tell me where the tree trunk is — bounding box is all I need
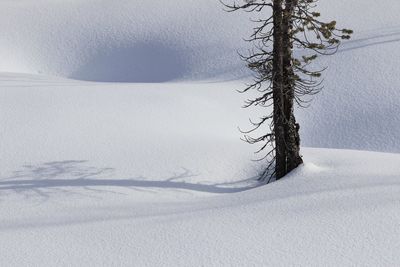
[272,0,287,179]
[282,0,303,173]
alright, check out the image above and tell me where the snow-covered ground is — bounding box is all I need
[1,0,400,266]
[2,148,400,266]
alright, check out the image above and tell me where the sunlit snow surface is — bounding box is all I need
[1,0,400,266]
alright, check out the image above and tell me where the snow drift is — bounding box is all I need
[1,148,400,266]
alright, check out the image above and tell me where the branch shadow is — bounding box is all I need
[339,30,400,53]
[0,161,261,201]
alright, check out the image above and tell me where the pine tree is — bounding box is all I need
[222,0,352,181]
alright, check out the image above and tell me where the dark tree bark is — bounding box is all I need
[282,0,303,174]
[272,0,287,179]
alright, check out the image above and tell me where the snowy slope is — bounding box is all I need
[1,0,400,266]
[1,0,399,152]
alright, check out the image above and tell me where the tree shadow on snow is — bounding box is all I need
[0,160,260,200]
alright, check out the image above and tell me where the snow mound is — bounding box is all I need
[298,25,400,153]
